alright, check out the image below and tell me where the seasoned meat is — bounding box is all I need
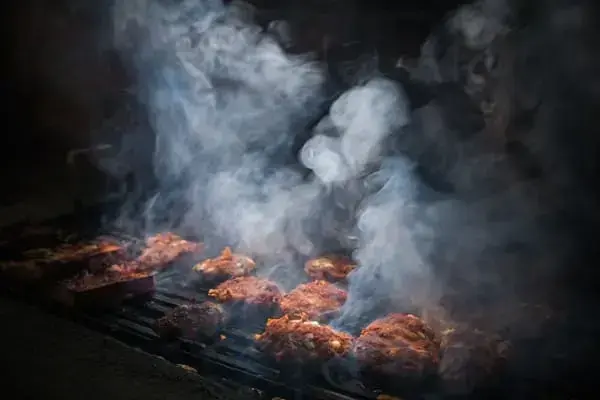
[208,276,282,307]
[353,313,441,379]
[279,280,347,321]
[154,301,226,340]
[304,255,356,282]
[192,247,255,280]
[255,314,354,362]
[24,239,123,263]
[0,238,125,280]
[137,232,202,271]
[63,264,152,292]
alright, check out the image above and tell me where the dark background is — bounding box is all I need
[0,0,465,211]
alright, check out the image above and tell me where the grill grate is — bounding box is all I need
[0,205,435,399]
[0,258,437,399]
[78,269,385,400]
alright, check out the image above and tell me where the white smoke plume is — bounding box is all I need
[109,1,592,379]
[112,0,327,259]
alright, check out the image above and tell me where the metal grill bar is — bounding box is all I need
[70,272,384,400]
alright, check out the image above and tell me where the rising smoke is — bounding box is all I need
[109,0,537,324]
[108,1,599,387]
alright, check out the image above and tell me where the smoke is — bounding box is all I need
[109,0,537,316]
[108,0,600,393]
[112,0,326,253]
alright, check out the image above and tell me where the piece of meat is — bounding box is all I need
[136,232,202,271]
[192,247,255,281]
[353,313,441,379]
[30,240,123,263]
[279,280,347,321]
[304,255,356,282]
[154,301,226,340]
[255,314,354,362]
[62,264,153,292]
[0,238,125,280]
[208,276,282,307]
[53,264,156,308]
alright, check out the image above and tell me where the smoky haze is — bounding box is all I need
[109,0,538,322]
[107,0,598,394]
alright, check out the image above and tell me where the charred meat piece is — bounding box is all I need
[279,280,347,321]
[0,238,125,280]
[54,264,155,308]
[154,301,226,340]
[255,314,354,362]
[62,264,153,292]
[208,276,282,307]
[304,255,356,282]
[353,313,441,379]
[29,240,123,263]
[136,232,202,271]
[192,247,255,281]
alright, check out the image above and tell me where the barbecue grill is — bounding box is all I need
[0,200,514,400]
[4,1,599,399]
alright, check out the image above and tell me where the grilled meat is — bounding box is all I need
[208,276,282,307]
[192,247,255,281]
[54,263,156,308]
[63,264,153,292]
[154,301,226,340]
[0,238,125,280]
[279,280,347,321]
[30,240,123,263]
[304,255,356,282]
[353,313,441,379]
[136,232,202,271]
[255,314,354,362]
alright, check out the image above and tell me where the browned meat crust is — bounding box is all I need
[353,313,441,378]
[136,232,202,271]
[154,301,226,340]
[208,276,282,307]
[0,238,125,280]
[62,264,153,292]
[33,240,123,263]
[279,280,347,321]
[255,314,354,362]
[192,247,255,280]
[304,255,356,282]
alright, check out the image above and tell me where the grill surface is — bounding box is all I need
[0,204,436,400]
[7,203,569,400]
[80,268,432,400]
